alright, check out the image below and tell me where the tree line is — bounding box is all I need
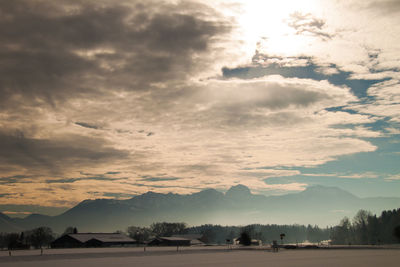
[126,222,187,244]
[0,227,54,250]
[127,209,400,245]
[186,223,330,244]
[125,222,331,245]
[330,208,400,245]
[0,226,80,250]
[1,208,399,249]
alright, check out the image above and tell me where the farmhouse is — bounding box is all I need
[148,237,191,246]
[51,233,136,248]
[171,234,206,245]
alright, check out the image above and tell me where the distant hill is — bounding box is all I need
[1,185,400,233]
[0,212,23,232]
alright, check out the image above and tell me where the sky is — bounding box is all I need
[0,0,399,217]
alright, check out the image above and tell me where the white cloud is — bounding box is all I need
[1,0,396,206]
[385,174,400,181]
[303,172,379,179]
[239,0,400,85]
[0,74,380,205]
[351,79,400,123]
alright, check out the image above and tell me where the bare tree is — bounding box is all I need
[150,222,187,237]
[127,226,151,244]
[26,227,54,249]
[62,226,78,235]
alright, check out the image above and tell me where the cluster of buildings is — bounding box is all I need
[50,233,207,248]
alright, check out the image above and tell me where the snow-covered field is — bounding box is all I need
[1,247,399,267]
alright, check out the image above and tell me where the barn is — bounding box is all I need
[148,237,191,246]
[51,233,136,248]
[171,234,206,245]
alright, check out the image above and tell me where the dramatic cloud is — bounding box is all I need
[0,0,231,109]
[0,0,399,210]
[0,131,130,176]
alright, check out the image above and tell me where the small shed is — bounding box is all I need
[148,237,191,246]
[51,233,136,248]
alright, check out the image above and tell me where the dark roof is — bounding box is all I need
[171,234,203,240]
[158,237,190,241]
[148,236,192,246]
[67,233,135,243]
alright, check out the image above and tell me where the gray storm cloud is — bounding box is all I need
[0,0,232,178]
[0,0,231,108]
[0,0,396,208]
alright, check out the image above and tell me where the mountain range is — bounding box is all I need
[1,185,400,233]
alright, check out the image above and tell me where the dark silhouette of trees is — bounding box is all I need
[331,208,400,245]
[367,215,379,245]
[25,227,54,249]
[62,226,78,235]
[0,233,5,249]
[307,224,328,243]
[185,223,329,245]
[353,210,371,244]
[393,225,400,242]
[5,233,20,250]
[331,217,351,245]
[0,228,54,250]
[239,231,251,246]
[126,222,188,244]
[150,222,187,237]
[0,232,29,250]
[127,226,152,244]
[227,230,236,242]
[200,225,217,244]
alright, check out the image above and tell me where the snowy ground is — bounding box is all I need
[1,246,399,267]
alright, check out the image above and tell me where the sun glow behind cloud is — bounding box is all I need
[0,0,399,211]
[235,0,322,58]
